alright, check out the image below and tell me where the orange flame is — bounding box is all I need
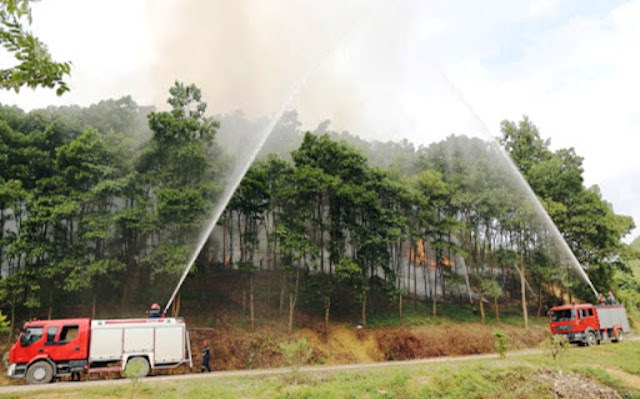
[405,239,452,267]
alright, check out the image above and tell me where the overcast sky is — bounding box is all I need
[0,0,638,241]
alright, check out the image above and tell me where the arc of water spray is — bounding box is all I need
[438,73,599,300]
[163,79,311,316]
[163,12,375,316]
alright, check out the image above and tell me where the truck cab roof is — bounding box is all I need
[23,318,90,328]
[550,303,593,311]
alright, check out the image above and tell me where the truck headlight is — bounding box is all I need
[6,363,15,377]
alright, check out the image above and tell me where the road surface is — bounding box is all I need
[3,335,637,395]
[0,347,546,394]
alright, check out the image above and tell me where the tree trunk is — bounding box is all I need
[8,300,15,344]
[432,272,437,320]
[120,277,129,310]
[399,293,403,318]
[222,220,227,266]
[361,290,367,328]
[279,273,285,317]
[201,259,208,301]
[515,225,528,328]
[91,290,97,319]
[48,291,53,320]
[266,269,271,306]
[228,212,234,265]
[413,245,418,309]
[520,266,528,328]
[324,294,330,337]
[237,213,243,263]
[250,274,255,331]
[264,217,271,270]
[461,257,473,304]
[242,275,246,316]
[519,254,528,328]
[494,297,500,324]
[423,261,428,306]
[479,292,486,324]
[537,285,543,318]
[288,269,299,335]
[173,293,181,317]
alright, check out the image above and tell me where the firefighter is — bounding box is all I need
[598,293,605,305]
[201,340,211,372]
[606,291,616,305]
[149,303,161,318]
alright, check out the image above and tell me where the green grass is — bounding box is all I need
[367,302,548,328]
[525,337,640,373]
[4,341,640,399]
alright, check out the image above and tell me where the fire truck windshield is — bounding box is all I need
[551,309,576,322]
[20,326,43,346]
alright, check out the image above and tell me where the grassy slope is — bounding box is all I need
[5,340,640,399]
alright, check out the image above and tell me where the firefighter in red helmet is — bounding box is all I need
[149,303,161,318]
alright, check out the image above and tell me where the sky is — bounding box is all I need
[0,0,638,241]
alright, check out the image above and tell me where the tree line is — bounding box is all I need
[0,83,636,335]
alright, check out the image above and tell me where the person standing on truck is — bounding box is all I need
[201,340,211,372]
[598,293,605,305]
[606,291,617,305]
[149,303,161,318]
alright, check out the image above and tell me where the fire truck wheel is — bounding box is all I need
[585,331,597,347]
[125,357,150,379]
[26,361,54,385]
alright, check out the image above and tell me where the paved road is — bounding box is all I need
[0,347,544,394]
[2,336,637,395]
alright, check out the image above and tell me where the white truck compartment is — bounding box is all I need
[89,318,188,366]
[155,327,185,363]
[90,327,123,361]
[596,305,631,333]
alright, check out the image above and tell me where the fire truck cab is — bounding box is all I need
[8,318,89,383]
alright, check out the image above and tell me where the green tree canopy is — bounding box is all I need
[0,0,71,94]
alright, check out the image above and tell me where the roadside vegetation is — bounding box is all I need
[3,340,640,399]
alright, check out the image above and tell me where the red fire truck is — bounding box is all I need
[7,317,192,384]
[549,303,630,346]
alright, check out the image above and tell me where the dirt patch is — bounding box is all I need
[538,368,622,399]
[376,324,548,360]
[605,368,640,391]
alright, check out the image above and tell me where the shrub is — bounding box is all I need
[493,329,509,359]
[541,335,568,365]
[279,338,312,384]
[0,311,10,335]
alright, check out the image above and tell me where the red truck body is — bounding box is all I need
[549,303,630,345]
[7,317,192,384]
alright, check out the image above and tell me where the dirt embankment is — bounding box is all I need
[376,324,548,360]
[187,322,548,371]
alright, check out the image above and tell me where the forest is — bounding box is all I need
[0,82,637,336]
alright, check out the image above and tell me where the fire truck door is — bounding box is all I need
[15,325,45,363]
[49,324,85,361]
